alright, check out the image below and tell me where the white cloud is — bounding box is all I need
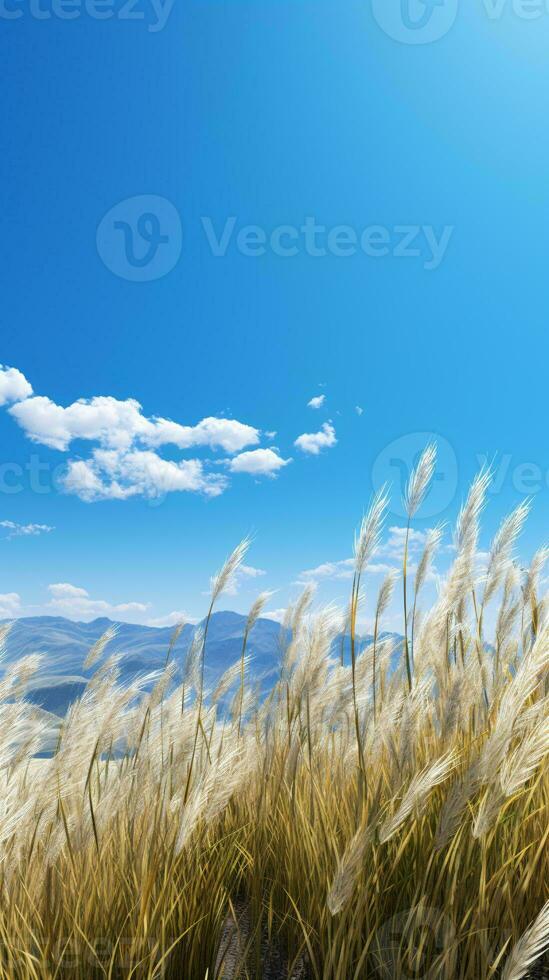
[48,583,88,600]
[307,395,326,410]
[294,422,337,456]
[377,526,430,563]
[0,592,22,619]
[47,582,150,622]
[0,521,54,539]
[262,607,287,624]
[1,366,302,502]
[146,416,260,454]
[63,449,227,502]
[0,368,301,503]
[299,559,354,582]
[228,448,292,477]
[298,527,442,586]
[0,582,195,628]
[355,405,364,416]
[0,366,33,406]
[9,394,259,455]
[240,565,267,579]
[209,563,267,597]
[146,611,198,628]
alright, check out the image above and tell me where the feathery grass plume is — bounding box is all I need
[427,468,491,703]
[411,524,443,661]
[163,619,186,669]
[282,584,316,677]
[278,601,294,661]
[291,604,342,705]
[291,581,317,629]
[494,565,521,675]
[501,901,549,980]
[175,745,248,853]
[482,501,530,610]
[84,624,119,670]
[354,485,389,577]
[236,590,273,735]
[455,466,492,556]
[183,626,203,691]
[148,661,178,711]
[339,596,352,666]
[185,538,250,810]
[230,683,256,727]
[246,589,273,633]
[474,626,549,818]
[499,718,549,797]
[372,570,397,717]
[442,671,467,739]
[6,654,43,699]
[376,569,397,622]
[351,486,388,779]
[495,623,549,736]
[213,655,252,704]
[379,750,457,843]
[364,676,403,763]
[404,443,437,520]
[209,537,251,605]
[523,546,549,644]
[327,820,377,915]
[397,674,433,773]
[472,783,506,838]
[414,525,443,599]
[0,621,12,662]
[402,445,437,691]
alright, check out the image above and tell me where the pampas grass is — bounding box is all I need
[0,453,547,978]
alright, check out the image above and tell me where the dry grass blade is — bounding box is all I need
[501,901,549,980]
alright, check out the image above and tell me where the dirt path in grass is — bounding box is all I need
[214,903,549,980]
[215,902,307,980]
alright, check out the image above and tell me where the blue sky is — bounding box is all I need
[1,0,548,629]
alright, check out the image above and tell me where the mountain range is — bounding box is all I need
[0,612,286,715]
[0,613,401,717]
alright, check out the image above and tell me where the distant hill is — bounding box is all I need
[0,612,284,714]
[0,613,403,715]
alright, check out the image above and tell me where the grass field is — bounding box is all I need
[0,447,547,979]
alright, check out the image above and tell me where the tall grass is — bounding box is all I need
[0,450,547,979]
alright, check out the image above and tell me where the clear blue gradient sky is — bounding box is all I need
[1,0,548,627]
